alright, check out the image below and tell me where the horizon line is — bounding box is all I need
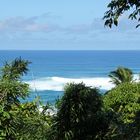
[0,49,140,51]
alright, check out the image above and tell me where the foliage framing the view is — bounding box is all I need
[0,58,52,139]
[104,0,140,28]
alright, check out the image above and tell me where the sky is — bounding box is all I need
[0,0,139,50]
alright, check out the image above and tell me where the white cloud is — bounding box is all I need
[0,14,139,45]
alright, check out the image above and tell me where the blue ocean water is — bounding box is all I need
[0,50,140,104]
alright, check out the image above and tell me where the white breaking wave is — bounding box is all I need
[26,76,114,91]
[133,74,140,82]
[26,75,140,92]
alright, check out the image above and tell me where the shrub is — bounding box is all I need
[54,83,107,140]
[104,82,140,124]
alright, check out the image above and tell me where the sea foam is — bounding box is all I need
[26,76,115,91]
[26,74,140,92]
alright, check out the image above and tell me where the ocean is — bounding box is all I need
[0,50,140,104]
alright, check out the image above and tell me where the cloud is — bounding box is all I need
[0,13,62,34]
[0,14,139,44]
[0,16,113,35]
[0,14,138,34]
[61,18,138,35]
[63,24,93,34]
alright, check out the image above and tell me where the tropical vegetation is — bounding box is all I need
[0,58,140,139]
[104,0,140,28]
[109,67,133,85]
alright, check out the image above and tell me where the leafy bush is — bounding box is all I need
[104,82,140,124]
[0,58,53,139]
[54,83,108,140]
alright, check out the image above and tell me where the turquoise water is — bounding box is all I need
[0,50,140,103]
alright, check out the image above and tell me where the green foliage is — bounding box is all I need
[54,83,108,140]
[128,111,140,139]
[0,58,52,140]
[10,101,53,140]
[0,58,30,139]
[104,82,140,124]
[1,58,140,139]
[109,67,133,86]
[104,0,140,28]
[1,58,30,81]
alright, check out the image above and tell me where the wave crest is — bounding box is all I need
[26,76,115,91]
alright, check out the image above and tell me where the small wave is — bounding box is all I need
[26,75,140,92]
[133,74,140,82]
